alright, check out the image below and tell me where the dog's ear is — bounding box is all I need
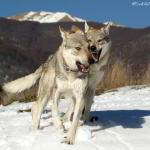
[85,21,90,33]
[101,23,111,35]
[71,25,83,34]
[59,26,67,40]
[85,22,94,32]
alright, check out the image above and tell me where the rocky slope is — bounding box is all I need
[0,15,150,87]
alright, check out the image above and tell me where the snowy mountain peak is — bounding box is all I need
[104,21,125,27]
[7,11,126,27]
[8,11,85,23]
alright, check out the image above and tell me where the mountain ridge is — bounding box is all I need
[7,11,85,23]
[7,11,126,27]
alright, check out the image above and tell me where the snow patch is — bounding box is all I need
[13,11,85,23]
[104,21,126,27]
[0,85,150,149]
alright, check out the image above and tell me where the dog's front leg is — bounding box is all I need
[83,88,95,122]
[52,91,63,129]
[63,96,84,144]
[63,97,75,122]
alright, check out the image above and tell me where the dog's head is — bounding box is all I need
[59,26,94,73]
[85,22,112,63]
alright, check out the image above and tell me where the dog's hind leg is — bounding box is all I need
[83,88,95,122]
[32,67,55,130]
[52,91,63,129]
[32,95,49,130]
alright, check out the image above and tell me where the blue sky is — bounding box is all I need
[0,0,150,28]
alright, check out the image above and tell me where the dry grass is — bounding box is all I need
[96,61,129,94]
[142,63,150,84]
[96,61,150,95]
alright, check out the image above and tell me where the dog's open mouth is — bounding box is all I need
[76,61,89,73]
[91,48,102,63]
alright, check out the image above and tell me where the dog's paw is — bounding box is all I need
[90,116,99,122]
[62,136,74,145]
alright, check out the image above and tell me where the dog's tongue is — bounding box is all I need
[80,64,89,73]
[92,52,99,62]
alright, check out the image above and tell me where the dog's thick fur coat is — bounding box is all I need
[31,26,93,144]
[0,24,112,144]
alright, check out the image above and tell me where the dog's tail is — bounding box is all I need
[3,66,42,93]
[0,66,43,106]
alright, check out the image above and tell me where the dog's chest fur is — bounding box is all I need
[89,51,110,89]
[56,73,88,98]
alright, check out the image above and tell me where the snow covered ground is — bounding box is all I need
[0,85,150,150]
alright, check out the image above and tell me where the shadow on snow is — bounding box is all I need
[89,110,150,131]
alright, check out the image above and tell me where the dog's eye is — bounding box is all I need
[104,36,110,42]
[87,39,92,43]
[75,47,81,51]
[97,39,103,43]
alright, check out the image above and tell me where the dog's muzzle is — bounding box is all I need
[76,61,89,73]
[91,48,102,63]
[88,45,102,63]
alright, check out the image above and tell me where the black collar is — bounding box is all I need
[63,58,78,73]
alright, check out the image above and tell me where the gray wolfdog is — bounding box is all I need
[0,23,111,144]
[82,22,111,121]
[32,26,95,144]
[0,26,95,144]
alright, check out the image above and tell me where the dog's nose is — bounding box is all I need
[90,45,97,52]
